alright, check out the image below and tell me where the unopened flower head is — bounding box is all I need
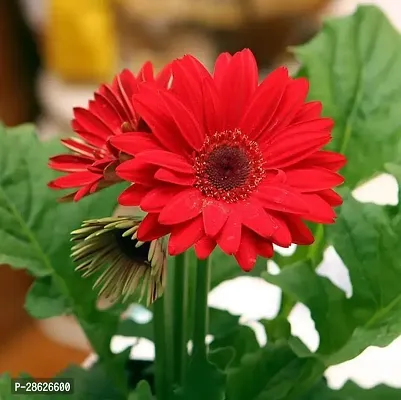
[71,216,166,305]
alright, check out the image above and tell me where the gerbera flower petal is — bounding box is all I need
[48,171,100,189]
[137,213,171,242]
[159,189,203,225]
[116,159,158,185]
[73,185,94,202]
[111,132,161,156]
[118,184,149,206]
[49,155,93,172]
[318,189,343,207]
[89,93,122,130]
[154,63,173,88]
[254,185,309,214]
[138,61,155,82]
[140,186,182,213]
[240,67,288,138]
[154,169,195,186]
[213,52,233,87]
[216,49,258,130]
[264,78,309,134]
[254,237,274,259]
[295,151,347,171]
[125,150,194,174]
[238,201,277,238]
[267,118,334,144]
[60,138,96,157]
[201,77,223,135]
[292,100,323,123]
[282,215,314,245]
[168,216,204,255]
[99,84,127,119]
[263,131,331,168]
[234,228,258,272]
[284,168,344,192]
[202,201,230,237]
[133,86,194,154]
[172,55,211,124]
[269,213,293,247]
[73,107,114,139]
[195,237,217,259]
[216,212,242,255]
[114,69,139,122]
[302,194,336,223]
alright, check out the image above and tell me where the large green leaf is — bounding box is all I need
[305,380,401,399]
[209,325,259,368]
[326,192,401,364]
[128,381,153,400]
[24,276,71,318]
[58,363,126,400]
[295,5,401,187]
[174,356,225,400]
[0,124,127,393]
[226,342,325,400]
[264,192,401,365]
[0,374,29,400]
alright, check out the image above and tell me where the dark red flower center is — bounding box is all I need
[194,130,265,203]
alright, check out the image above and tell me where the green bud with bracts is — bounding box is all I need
[71,216,167,306]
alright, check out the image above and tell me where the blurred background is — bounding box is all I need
[0,0,400,385]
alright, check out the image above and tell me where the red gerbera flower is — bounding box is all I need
[48,62,171,201]
[111,49,345,271]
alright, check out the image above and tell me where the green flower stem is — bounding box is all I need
[173,253,189,384]
[192,257,211,359]
[153,296,170,400]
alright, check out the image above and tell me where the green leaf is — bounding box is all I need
[262,317,292,342]
[305,380,401,399]
[0,124,127,393]
[210,325,259,368]
[175,357,225,400]
[0,374,29,400]
[265,192,401,365]
[128,381,153,400]
[58,363,126,400]
[25,276,71,318]
[226,342,325,400]
[264,261,354,357]
[208,347,236,372]
[295,5,401,187]
[326,192,401,364]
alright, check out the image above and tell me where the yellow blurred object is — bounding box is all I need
[46,0,117,82]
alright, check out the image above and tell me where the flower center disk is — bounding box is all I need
[194,130,265,203]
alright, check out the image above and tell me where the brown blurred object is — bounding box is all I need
[0,0,40,126]
[0,265,88,377]
[214,0,331,67]
[114,0,331,71]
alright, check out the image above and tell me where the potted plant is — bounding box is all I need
[2,5,401,399]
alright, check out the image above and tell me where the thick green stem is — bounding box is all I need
[192,258,211,359]
[153,296,169,400]
[173,253,189,385]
